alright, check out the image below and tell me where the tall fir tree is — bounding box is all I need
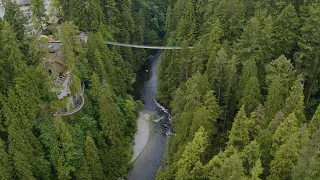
[175,126,209,179]
[265,55,295,120]
[0,139,13,180]
[3,0,26,41]
[85,135,104,180]
[295,4,320,115]
[273,3,300,57]
[292,129,320,180]
[308,104,320,137]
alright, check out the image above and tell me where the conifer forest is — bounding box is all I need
[0,0,320,179]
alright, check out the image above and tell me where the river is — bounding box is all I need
[128,52,173,180]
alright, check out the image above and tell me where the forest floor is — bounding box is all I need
[131,111,150,162]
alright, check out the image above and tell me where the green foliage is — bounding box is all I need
[249,159,263,180]
[272,113,299,150]
[2,84,47,179]
[175,126,209,179]
[283,76,305,123]
[206,152,246,180]
[265,76,285,121]
[241,140,261,174]
[308,104,320,137]
[268,133,300,180]
[89,73,123,143]
[226,107,252,152]
[3,0,26,41]
[0,139,13,180]
[239,60,262,114]
[53,117,76,179]
[85,136,104,180]
[86,32,116,89]
[292,129,320,180]
[30,0,47,23]
[265,55,295,120]
[295,3,320,115]
[213,0,246,41]
[1,0,320,179]
[190,91,221,140]
[60,21,81,70]
[0,21,24,92]
[73,0,104,31]
[158,1,320,179]
[273,4,300,56]
[0,0,167,179]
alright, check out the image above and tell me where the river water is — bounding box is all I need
[128,52,173,180]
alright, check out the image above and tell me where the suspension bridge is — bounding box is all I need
[106,41,193,50]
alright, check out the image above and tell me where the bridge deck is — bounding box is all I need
[106,41,193,50]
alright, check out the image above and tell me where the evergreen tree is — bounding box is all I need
[74,157,91,180]
[258,14,274,63]
[265,55,295,89]
[0,21,25,92]
[308,104,320,137]
[73,0,104,31]
[265,76,285,121]
[3,0,26,41]
[272,113,299,151]
[175,0,197,44]
[114,0,134,43]
[283,76,305,123]
[0,139,13,180]
[273,4,300,57]
[208,48,227,104]
[213,0,246,41]
[265,55,295,120]
[292,129,320,180]
[206,21,224,91]
[221,54,239,123]
[238,59,258,99]
[295,4,320,114]
[30,0,47,27]
[236,14,274,85]
[86,32,115,86]
[175,126,209,179]
[85,135,104,180]
[102,0,119,34]
[89,73,123,144]
[268,131,305,180]
[249,159,264,180]
[60,21,81,70]
[239,60,261,113]
[219,153,245,180]
[236,17,262,63]
[207,19,224,55]
[241,140,261,174]
[240,76,261,114]
[190,91,221,142]
[38,118,72,179]
[226,107,252,151]
[2,86,47,179]
[53,116,76,180]
[157,1,320,179]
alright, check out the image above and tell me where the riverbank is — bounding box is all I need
[131,111,150,162]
